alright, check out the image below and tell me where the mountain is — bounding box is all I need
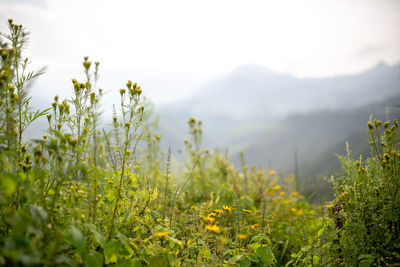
[156,62,400,199]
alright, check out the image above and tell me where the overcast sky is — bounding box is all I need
[1,0,400,105]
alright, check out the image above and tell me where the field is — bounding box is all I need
[0,20,399,266]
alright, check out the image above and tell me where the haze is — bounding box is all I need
[1,0,400,105]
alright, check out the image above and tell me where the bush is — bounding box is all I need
[324,118,400,266]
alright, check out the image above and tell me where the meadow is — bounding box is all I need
[0,19,399,266]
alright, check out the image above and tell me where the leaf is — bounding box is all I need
[247,253,260,263]
[313,255,320,265]
[84,250,103,267]
[251,234,271,245]
[0,173,16,196]
[149,254,169,267]
[29,205,48,227]
[239,257,251,267]
[86,223,105,247]
[63,225,85,253]
[256,245,276,264]
[104,240,121,264]
[116,259,143,267]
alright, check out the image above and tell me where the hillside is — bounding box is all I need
[157,63,400,198]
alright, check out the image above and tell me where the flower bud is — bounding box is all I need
[7,84,14,92]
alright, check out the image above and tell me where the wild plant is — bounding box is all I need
[323,118,400,265]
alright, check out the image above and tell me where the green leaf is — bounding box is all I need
[239,257,251,267]
[251,234,271,245]
[313,255,320,265]
[86,223,105,247]
[247,253,260,263]
[0,173,16,196]
[29,205,48,227]
[256,245,276,264]
[116,258,143,267]
[104,240,121,264]
[149,254,169,267]
[84,250,103,267]
[63,225,85,252]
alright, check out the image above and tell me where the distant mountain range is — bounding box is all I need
[156,62,400,199]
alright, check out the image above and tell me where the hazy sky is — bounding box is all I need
[1,0,400,105]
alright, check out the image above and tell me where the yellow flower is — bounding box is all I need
[208,212,217,217]
[267,188,275,195]
[279,191,285,196]
[292,192,299,197]
[77,189,85,194]
[206,225,220,233]
[214,209,223,214]
[249,224,259,229]
[202,216,215,223]
[268,170,276,176]
[297,209,304,216]
[285,199,291,205]
[190,205,197,210]
[291,208,296,212]
[237,234,248,240]
[271,211,278,217]
[223,205,232,211]
[274,185,281,191]
[243,209,252,213]
[154,232,170,238]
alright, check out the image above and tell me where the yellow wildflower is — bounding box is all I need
[77,189,85,194]
[206,225,220,233]
[249,224,259,229]
[202,216,215,223]
[271,211,278,217]
[267,188,275,195]
[297,209,304,216]
[237,234,248,240]
[243,209,252,213]
[223,205,233,211]
[292,192,299,197]
[274,185,281,191]
[291,208,296,212]
[285,199,291,205]
[208,212,217,217]
[214,209,223,214]
[190,205,197,210]
[280,191,285,196]
[268,170,276,176]
[154,232,170,238]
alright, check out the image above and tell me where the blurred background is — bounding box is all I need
[1,0,400,199]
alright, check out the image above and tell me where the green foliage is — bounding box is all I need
[321,118,400,266]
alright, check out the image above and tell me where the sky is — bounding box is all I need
[1,0,400,105]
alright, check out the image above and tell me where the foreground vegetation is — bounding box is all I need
[0,19,399,266]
